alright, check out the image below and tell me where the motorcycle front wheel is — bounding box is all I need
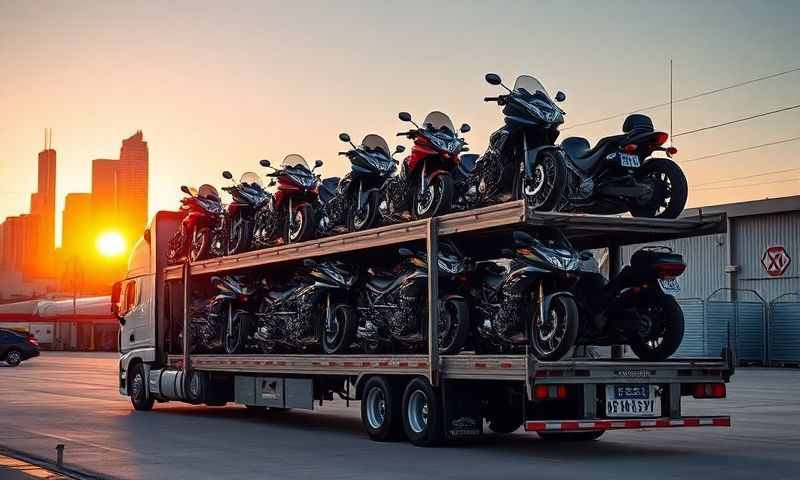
[630,158,688,219]
[227,216,253,255]
[628,295,685,361]
[514,150,565,211]
[189,226,210,262]
[224,310,250,354]
[284,203,315,243]
[438,297,470,355]
[530,295,579,361]
[347,192,380,232]
[321,304,357,354]
[412,173,453,219]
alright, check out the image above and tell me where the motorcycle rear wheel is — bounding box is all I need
[438,297,470,355]
[530,295,579,361]
[321,304,357,354]
[630,158,687,219]
[224,310,250,354]
[628,295,685,361]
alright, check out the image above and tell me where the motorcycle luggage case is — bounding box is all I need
[630,248,683,269]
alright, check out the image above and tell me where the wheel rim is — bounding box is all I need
[353,203,370,230]
[642,170,674,217]
[522,157,557,208]
[226,314,241,352]
[366,388,387,429]
[190,373,201,398]
[407,390,429,434]
[7,350,21,364]
[324,307,344,347]
[416,181,440,216]
[289,209,304,241]
[229,219,243,253]
[534,300,568,356]
[640,306,666,350]
[438,302,456,350]
[191,228,206,260]
[131,372,144,400]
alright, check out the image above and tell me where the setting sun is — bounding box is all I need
[96,231,126,257]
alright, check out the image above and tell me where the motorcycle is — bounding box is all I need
[454,73,566,211]
[317,133,405,235]
[185,275,258,354]
[466,230,579,361]
[167,184,224,265]
[381,111,470,221]
[356,241,470,355]
[572,246,687,360]
[221,171,272,255]
[253,155,323,247]
[253,258,359,354]
[558,114,687,218]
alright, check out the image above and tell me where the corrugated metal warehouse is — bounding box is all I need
[622,195,800,365]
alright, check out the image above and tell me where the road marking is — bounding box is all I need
[0,453,69,479]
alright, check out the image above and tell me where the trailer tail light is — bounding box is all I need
[655,263,686,278]
[693,383,726,399]
[534,384,568,400]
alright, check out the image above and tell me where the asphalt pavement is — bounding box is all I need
[1,352,799,480]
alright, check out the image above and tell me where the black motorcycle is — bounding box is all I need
[167,184,225,265]
[317,133,405,235]
[454,73,566,211]
[186,275,258,354]
[221,171,272,255]
[356,242,470,355]
[572,246,686,360]
[253,259,358,354]
[558,114,687,218]
[467,230,579,361]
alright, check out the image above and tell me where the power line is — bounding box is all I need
[563,65,800,130]
[692,167,800,187]
[683,136,800,163]
[673,104,800,137]
[692,176,800,192]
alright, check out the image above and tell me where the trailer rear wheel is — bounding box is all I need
[402,377,443,447]
[361,376,403,441]
[537,430,605,441]
[129,363,154,411]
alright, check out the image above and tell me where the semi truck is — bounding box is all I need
[114,200,734,446]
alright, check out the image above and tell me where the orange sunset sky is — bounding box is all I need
[1,0,798,245]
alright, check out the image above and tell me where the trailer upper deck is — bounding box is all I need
[164,200,726,280]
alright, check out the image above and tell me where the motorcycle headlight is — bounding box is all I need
[437,258,463,274]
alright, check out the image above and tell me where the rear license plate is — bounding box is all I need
[619,153,641,167]
[605,384,660,417]
[658,278,681,295]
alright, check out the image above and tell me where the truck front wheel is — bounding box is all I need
[129,363,154,411]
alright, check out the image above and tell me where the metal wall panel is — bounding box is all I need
[675,299,705,357]
[704,302,733,358]
[769,298,800,364]
[735,302,766,364]
[734,212,800,303]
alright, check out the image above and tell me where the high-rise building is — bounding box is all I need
[117,130,149,242]
[62,193,93,258]
[91,158,119,236]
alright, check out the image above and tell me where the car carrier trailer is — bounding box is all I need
[116,200,734,446]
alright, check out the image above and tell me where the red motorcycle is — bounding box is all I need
[382,111,471,220]
[167,184,224,264]
[252,155,323,247]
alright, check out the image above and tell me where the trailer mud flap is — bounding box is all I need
[443,381,482,438]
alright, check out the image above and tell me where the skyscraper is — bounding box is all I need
[117,130,149,242]
[91,158,119,236]
[62,193,93,258]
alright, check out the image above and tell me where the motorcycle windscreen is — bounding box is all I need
[422,111,455,135]
[513,75,551,99]
[239,172,263,187]
[198,184,220,201]
[361,134,391,156]
[282,154,310,171]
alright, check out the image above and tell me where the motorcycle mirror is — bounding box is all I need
[314,159,324,169]
[268,179,276,187]
[485,73,502,85]
[398,247,414,257]
[221,171,233,180]
[398,112,412,122]
[555,91,567,102]
[259,159,271,168]
[394,145,405,154]
[460,123,471,134]
[338,133,351,143]
[302,258,316,268]
[180,185,191,195]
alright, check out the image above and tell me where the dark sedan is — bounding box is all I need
[0,328,40,367]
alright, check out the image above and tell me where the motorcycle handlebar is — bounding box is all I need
[338,151,349,155]
[484,96,500,102]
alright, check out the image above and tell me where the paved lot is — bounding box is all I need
[1,352,799,480]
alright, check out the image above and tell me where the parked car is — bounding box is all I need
[0,328,40,366]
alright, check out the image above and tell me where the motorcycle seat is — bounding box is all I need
[561,134,625,173]
[320,177,340,203]
[366,267,396,290]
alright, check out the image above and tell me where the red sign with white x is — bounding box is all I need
[761,246,791,277]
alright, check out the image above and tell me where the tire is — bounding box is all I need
[4,348,22,367]
[412,173,453,220]
[224,310,250,354]
[227,216,253,255]
[438,297,470,355]
[322,304,357,354]
[629,295,685,361]
[361,376,404,441]
[514,150,565,211]
[190,226,211,262]
[186,370,208,404]
[346,191,380,232]
[129,363,154,411]
[284,203,315,244]
[530,295,579,361]
[538,430,605,441]
[402,377,443,447]
[630,158,687,219]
